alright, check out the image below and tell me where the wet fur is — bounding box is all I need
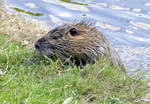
[35,21,125,70]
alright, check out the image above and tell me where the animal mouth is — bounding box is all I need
[35,41,55,58]
[36,48,55,58]
[36,48,58,61]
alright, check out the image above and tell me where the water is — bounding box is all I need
[5,0,150,78]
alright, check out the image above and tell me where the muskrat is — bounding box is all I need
[35,21,125,71]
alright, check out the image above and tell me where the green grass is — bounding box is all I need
[59,0,88,5]
[12,7,43,16]
[0,34,149,104]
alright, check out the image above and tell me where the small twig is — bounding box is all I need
[25,91,33,104]
[2,73,17,86]
[63,56,72,65]
[49,88,59,96]
[6,65,14,75]
[95,66,106,80]
[5,53,9,71]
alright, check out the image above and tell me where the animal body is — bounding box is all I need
[35,21,125,70]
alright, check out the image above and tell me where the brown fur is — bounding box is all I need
[35,21,125,71]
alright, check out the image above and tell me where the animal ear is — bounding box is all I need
[69,28,78,36]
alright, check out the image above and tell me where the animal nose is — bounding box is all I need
[35,41,40,49]
[35,38,46,49]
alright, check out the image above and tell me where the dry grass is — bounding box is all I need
[0,2,49,46]
[0,33,149,103]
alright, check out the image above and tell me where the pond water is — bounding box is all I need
[5,0,150,79]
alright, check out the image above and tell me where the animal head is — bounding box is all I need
[35,21,109,66]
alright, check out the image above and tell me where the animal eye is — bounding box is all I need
[70,28,78,36]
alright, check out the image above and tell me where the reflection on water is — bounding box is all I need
[5,0,150,77]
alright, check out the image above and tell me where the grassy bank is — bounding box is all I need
[0,3,149,104]
[0,34,149,104]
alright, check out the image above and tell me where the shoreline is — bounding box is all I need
[0,2,50,46]
[0,2,150,103]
